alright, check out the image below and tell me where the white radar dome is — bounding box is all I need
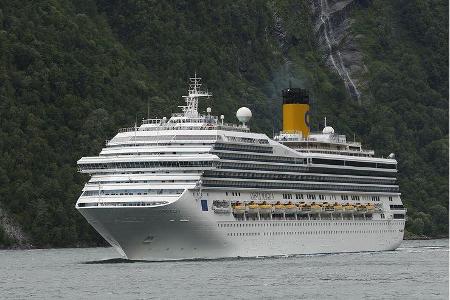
[236,107,252,124]
[322,126,335,134]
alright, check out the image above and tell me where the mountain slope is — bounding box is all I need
[0,0,447,247]
[0,0,154,246]
[351,0,448,236]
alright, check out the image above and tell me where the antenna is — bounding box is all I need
[272,98,276,138]
[134,115,137,150]
[324,116,327,128]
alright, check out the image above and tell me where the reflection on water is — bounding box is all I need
[84,258,144,264]
[0,239,448,299]
[84,243,449,264]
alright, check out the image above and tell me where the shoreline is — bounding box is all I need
[403,236,448,240]
[403,230,448,240]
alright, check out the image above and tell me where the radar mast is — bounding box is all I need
[179,74,212,117]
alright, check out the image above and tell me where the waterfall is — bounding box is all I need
[317,0,361,102]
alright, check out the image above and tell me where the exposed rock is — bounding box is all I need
[311,0,367,102]
[268,2,291,66]
[0,203,32,248]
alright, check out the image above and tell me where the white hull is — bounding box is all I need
[78,191,404,260]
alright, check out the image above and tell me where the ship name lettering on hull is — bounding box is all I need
[250,192,274,201]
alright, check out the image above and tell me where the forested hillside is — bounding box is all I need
[0,0,447,247]
[351,0,448,237]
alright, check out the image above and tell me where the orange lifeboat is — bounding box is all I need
[247,201,259,214]
[343,203,355,213]
[285,202,298,214]
[232,202,246,214]
[274,201,286,214]
[299,202,311,213]
[333,202,344,212]
[258,201,272,214]
[310,202,322,213]
[356,203,367,214]
[323,202,334,213]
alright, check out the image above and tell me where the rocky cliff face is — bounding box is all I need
[312,0,366,102]
[0,204,31,248]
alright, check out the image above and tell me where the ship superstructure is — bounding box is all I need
[76,76,405,260]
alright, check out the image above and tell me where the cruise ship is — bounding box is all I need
[76,75,406,260]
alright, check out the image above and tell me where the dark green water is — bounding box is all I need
[0,239,448,299]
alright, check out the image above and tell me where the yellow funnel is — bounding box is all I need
[282,88,310,137]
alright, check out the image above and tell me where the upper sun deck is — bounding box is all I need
[110,75,386,159]
[274,127,376,157]
[118,114,249,134]
[117,74,250,134]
